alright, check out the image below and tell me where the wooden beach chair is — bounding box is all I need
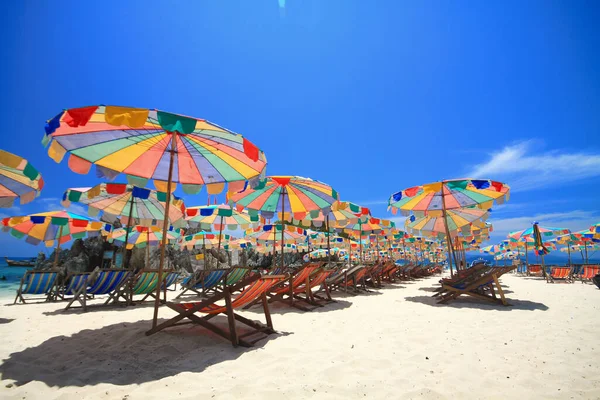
[114,269,180,304]
[14,270,59,304]
[527,264,543,277]
[146,274,287,347]
[64,269,132,311]
[208,267,252,295]
[176,269,228,298]
[57,272,91,300]
[261,262,323,311]
[580,265,600,283]
[436,266,516,306]
[547,266,573,283]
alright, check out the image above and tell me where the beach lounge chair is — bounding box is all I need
[14,270,59,304]
[57,272,91,300]
[255,262,323,311]
[436,266,516,306]
[64,269,132,311]
[114,270,180,304]
[548,266,573,283]
[580,265,600,283]
[208,267,252,295]
[176,269,228,298]
[527,264,543,277]
[146,274,287,347]
[326,265,365,294]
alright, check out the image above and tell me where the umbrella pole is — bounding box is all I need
[203,235,207,268]
[216,216,224,262]
[567,244,571,267]
[525,242,529,273]
[440,184,456,277]
[152,133,176,329]
[585,244,589,264]
[122,195,135,269]
[280,191,286,270]
[53,225,64,268]
[326,215,331,264]
[146,231,150,267]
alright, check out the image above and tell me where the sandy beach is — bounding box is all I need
[0,274,598,400]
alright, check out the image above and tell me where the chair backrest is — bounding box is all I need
[290,263,322,287]
[162,271,180,289]
[583,265,600,279]
[529,264,542,273]
[64,273,90,295]
[179,275,287,315]
[22,271,58,295]
[88,269,131,295]
[195,269,227,289]
[132,271,160,294]
[225,267,250,286]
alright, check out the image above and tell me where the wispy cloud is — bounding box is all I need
[467,141,600,191]
[489,209,598,236]
[39,197,88,217]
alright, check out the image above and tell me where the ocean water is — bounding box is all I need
[0,258,34,298]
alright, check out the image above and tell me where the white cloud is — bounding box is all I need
[38,197,88,217]
[488,210,598,236]
[467,141,600,191]
[0,205,21,219]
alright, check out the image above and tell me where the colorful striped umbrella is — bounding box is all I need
[43,105,267,328]
[405,208,489,238]
[388,179,510,276]
[244,224,307,244]
[0,150,44,207]
[109,226,181,249]
[1,211,110,266]
[230,176,337,268]
[179,231,231,250]
[480,243,506,255]
[508,225,570,241]
[590,222,599,233]
[186,204,258,230]
[62,183,186,228]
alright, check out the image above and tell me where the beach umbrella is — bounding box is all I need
[230,176,338,269]
[1,211,110,266]
[509,223,570,277]
[388,178,510,276]
[405,207,489,239]
[62,183,187,267]
[43,105,267,328]
[0,149,44,207]
[480,243,506,255]
[590,223,599,233]
[338,217,396,263]
[109,225,181,266]
[185,204,260,253]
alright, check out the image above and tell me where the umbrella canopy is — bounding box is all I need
[1,210,108,247]
[44,105,267,329]
[43,105,266,192]
[229,176,338,220]
[590,223,599,233]
[179,231,231,250]
[109,226,181,249]
[405,207,489,238]
[245,224,307,244]
[62,183,186,228]
[0,149,44,207]
[185,204,259,230]
[303,247,347,262]
[508,225,570,242]
[388,179,510,216]
[480,243,507,255]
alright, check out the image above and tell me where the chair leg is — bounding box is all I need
[224,287,239,347]
[261,292,273,329]
[492,275,508,306]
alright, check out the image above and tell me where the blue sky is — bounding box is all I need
[1,1,599,257]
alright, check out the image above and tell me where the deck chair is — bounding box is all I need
[581,265,600,283]
[326,265,364,294]
[176,269,228,298]
[437,266,516,306]
[304,267,337,304]
[146,274,287,347]
[548,266,573,283]
[252,262,323,311]
[64,269,132,311]
[528,264,543,276]
[116,270,180,304]
[57,272,91,300]
[14,270,59,304]
[208,267,252,295]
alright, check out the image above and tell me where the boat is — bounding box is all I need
[4,257,36,267]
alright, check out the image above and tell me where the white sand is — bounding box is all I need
[0,274,599,400]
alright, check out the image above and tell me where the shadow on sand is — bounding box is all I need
[0,318,14,324]
[404,295,548,311]
[0,318,291,387]
[244,298,353,315]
